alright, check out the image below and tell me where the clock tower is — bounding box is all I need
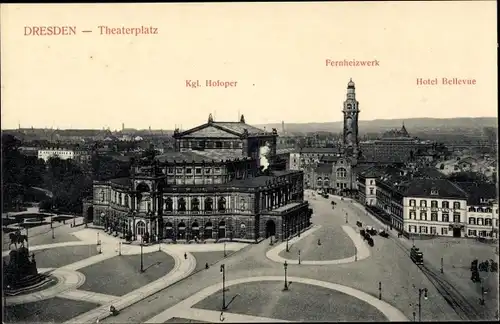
[342,78,360,160]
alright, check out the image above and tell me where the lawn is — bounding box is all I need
[4,297,99,323]
[193,281,387,322]
[78,251,175,296]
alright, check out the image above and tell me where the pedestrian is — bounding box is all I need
[205,262,209,269]
[184,252,187,260]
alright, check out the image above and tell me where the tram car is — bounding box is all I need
[410,246,424,265]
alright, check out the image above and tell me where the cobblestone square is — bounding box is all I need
[278,225,356,261]
[78,251,175,296]
[191,251,231,272]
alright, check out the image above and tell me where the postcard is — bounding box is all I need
[1,2,498,324]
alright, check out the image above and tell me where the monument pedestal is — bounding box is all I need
[3,246,49,295]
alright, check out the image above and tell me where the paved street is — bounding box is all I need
[343,194,498,321]
[96,190,470,323]
[5,192,496,323]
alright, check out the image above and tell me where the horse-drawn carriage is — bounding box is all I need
[360,229,374,247]
[356,221,362,228]
[365,226,378,236]
[379,229,389,238]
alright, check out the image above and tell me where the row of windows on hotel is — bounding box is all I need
[408,211,497,226]
[409,200,462,209]
[180,140,244,149]
[408,226,495,237]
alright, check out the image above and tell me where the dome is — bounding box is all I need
[347,78,355,88]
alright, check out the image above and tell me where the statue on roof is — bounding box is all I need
[208,113,214,123]
[240,114,246,123]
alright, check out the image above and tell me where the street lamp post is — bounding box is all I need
[140,236,144,273]
[378,281,382,300]
[417,288,428,321]
[480,284,487,305]
[220,264,226,310]
[52,226,55,239]
[440,257,444,274]
[286,235,289,252]
[73,213,76,227]
[345,212,348,224]
[283,260,289,291]
[355,246,358,261]
[97,232,102,254]
[26,225,29,250]
[224,242,227,257]
[298,250,301,265]
[132,211,136,241]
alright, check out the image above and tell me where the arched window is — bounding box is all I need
[191,198,200,211]
[442,201,449,209]
[178,198,186,212]
[469,206,476,212]
[136,221,146,236]
[125,195,129,207]
[337,168,347,178]
[317,177,322,187]
[205,197,213,212]
[118,194,122,205]
[469,217,476,225]
[323,177,330,187]
[218,197,226,212]
[164,197,173,212]
[100,190,105,202]
[453,202,461,210]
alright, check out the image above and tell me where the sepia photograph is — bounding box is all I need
[1,2,498,323]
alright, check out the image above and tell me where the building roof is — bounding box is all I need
[413,167,446,179]
[110,177,130,186]
[175,115,273,139]
[454,182,498,205]
[401,179,468,199]
[276,148,297,155]
[314,163,333,174]
[300,147,339,154]
[155,150,249,163]
[320,155,340,163]
[381,124,411,139]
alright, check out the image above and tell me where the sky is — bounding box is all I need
[1,2,497,130]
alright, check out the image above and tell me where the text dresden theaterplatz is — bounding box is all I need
[186,80,238,88]
[24,26,77,36]
[416,78,477,85]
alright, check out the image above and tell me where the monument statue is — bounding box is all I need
[3,230,46,291]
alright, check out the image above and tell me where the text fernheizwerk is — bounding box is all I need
[325,59,380,67]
